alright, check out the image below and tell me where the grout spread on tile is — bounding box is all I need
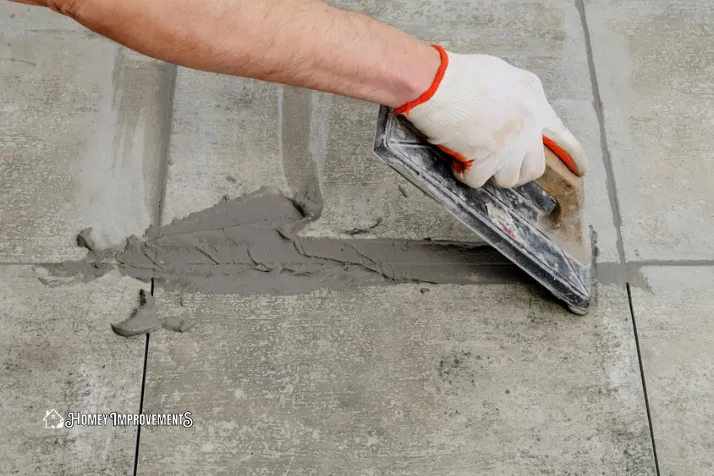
[40,186,526,300]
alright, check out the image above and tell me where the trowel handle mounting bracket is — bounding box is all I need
[536,139,584,232]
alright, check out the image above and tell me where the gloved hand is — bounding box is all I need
[396,45,588,188]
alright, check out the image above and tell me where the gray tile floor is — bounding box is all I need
[1,1,712,474]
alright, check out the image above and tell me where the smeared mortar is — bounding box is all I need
[111,289,193,337]
[595,262,651,291]
[43,187,528,298]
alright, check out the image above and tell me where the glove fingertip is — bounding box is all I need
[452,166,489,189]
[492,163,522,188]
[516,146,546,186]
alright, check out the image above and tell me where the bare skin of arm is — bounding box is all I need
[10,0,441,109]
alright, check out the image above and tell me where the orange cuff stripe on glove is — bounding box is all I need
[392,45,589,188]
[395,45,582,178]
[437,145,473,174]
[395,45,449,116]
[395,45,474,172]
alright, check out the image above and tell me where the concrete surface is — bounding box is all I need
[1,6,170,262]
[159,69,287,225]
[585,0,714,261]
[0,266,147,475]
[159,0,620,253]
[2,0,714,474]
[323,0,620,259]
[286,94,486,242]
[159,68,488,243]
[137,283,654,475]
[630,267,714,475]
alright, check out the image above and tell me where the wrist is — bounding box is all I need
[385,43,443,110]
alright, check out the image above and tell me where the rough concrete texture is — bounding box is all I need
[159,69,288,224]
[291,95,488,243]
[584,0,714,261]
[160,0,619,255]
[137,283,655,475]
[301,0,618,249]
[0,4,171,262]
[6,0,711,473]
[0,266,147,475]
[316,0,620,259]
[630,266,714,475]
[160,69,483,243]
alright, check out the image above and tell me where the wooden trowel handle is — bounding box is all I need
[535,139,583,223]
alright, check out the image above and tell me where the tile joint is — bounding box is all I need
[627,284,661,475]
[575,2,660,472]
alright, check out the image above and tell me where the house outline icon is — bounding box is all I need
[43,409,64,429]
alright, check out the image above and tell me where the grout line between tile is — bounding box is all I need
[155,63,178,227]
[132,324,151,475]
[3,259,714,267]
[634,260,714,267]
[576,2,660,472]
[134,61,176,475]
[575,0,626,265]
[132,278,154,476]
[627,284,661,475]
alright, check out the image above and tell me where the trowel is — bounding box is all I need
[373,106,592,315]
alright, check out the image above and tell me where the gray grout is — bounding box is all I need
[3,259,714,267]
[632,260,714,267]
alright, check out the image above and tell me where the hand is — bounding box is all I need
[396,46,588,188]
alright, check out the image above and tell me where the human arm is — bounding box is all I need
[9,0,440,109]
[9,0,588,188]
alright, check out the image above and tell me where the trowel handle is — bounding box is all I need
[536,136,583,223]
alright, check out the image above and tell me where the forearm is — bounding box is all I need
[12,0,440,108]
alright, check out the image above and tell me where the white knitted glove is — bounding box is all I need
[396,46,588,188]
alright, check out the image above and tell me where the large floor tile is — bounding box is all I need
[159,69,287,224]
[137,283,655,475]
[159,0,618,258]
[584,0,714,260]
[0,266,147,475]
[630,266,714,476]
[1,5,171,262]
[326,0,618,258]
